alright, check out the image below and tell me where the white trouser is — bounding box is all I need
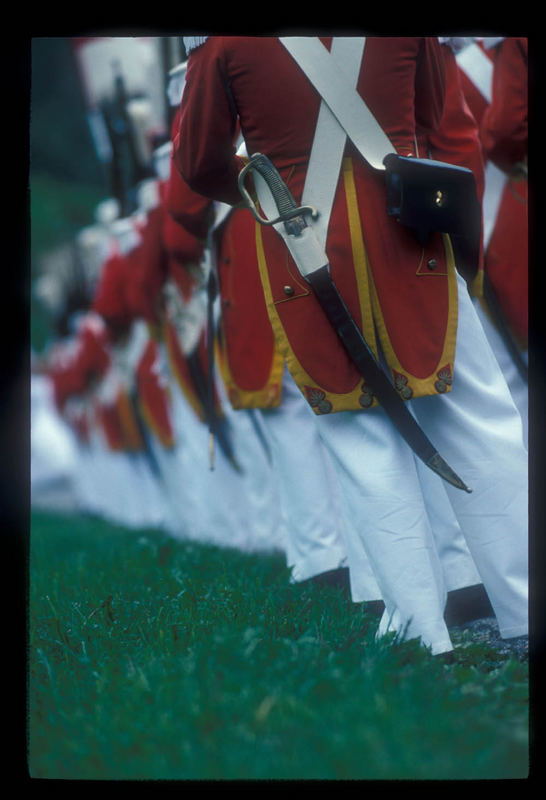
[216,384,288,555]
[472,296,528,449]
[259,362,486,602]
[304,270,528,654]
[85,431,167,530]
[257,366,353,583]
[415,463,483,593]
[167,377,252,551]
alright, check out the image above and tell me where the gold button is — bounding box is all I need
[283,285,295,296]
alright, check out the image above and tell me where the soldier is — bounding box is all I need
[480,38,528,443]
[167,61,376,593]
[174,36,528,657]
[457,37,528,447]
[88,215,173,531]
[210,153,361,590]
[46,311,112,518]
[135,145,260,551]
[409,37,494,623]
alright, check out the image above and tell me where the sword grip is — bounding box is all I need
[247,153,299,218]
[238,153,317,232]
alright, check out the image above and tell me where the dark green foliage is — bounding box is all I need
[28,510,529,780]
[30,174,106,350]
[31,38,105,189]
[30,174,105,273]
[30,38,111,351]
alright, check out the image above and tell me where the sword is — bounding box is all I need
[239,153,472,493]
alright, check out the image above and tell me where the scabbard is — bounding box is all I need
[307,265,472,492]
[186,343,241,473]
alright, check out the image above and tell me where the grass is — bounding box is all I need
[28,509,529,781]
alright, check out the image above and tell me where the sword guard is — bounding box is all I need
[238,155,318,228]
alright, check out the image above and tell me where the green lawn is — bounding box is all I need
[28,510,529,781]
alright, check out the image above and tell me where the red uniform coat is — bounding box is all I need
[458,40,493,129]
[159,166,224,421]
[47,314,141,452]
[92,245,135,336]
[480,38,528,344]
[135,338,175,448]
[429,42,486,285]
[175,37,459,413]
[49,315,110,412]
[128,204,169,328]
[166,108,213,244]
[92,236,173,448]
[430,43,485,204]
[213,207,284,408]
[166,111,283,408]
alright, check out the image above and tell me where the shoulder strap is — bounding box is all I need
[279,36,394,172]
[252,37,375,268]
[456,42,493,103]
[301,37,366,249]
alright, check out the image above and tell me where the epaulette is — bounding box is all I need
[183,36,209,55]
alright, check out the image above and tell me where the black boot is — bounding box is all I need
[300,566,351,596]
[444,583,495,627]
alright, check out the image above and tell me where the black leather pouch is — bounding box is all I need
[383,153,481,280]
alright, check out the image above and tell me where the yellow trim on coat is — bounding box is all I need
[469,267,485,300]
[254,211,368,414]
[254,159,459,413]
[216,330,284,409]
[342,158,378,355]
[366,233,459,399]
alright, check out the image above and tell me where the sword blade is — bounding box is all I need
[307,265,472,493]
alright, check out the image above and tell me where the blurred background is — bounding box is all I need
[1,36,187,529]
[30,36,183,353]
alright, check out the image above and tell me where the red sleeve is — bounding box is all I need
[78,321,111,377]
[173,38,244,205]
[428,44,485,203]
[125,207,168,325]
[165,157,214,240]
[162,208,205,266]
[480,38,527,172]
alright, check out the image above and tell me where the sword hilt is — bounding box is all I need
[238,153,318,233]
